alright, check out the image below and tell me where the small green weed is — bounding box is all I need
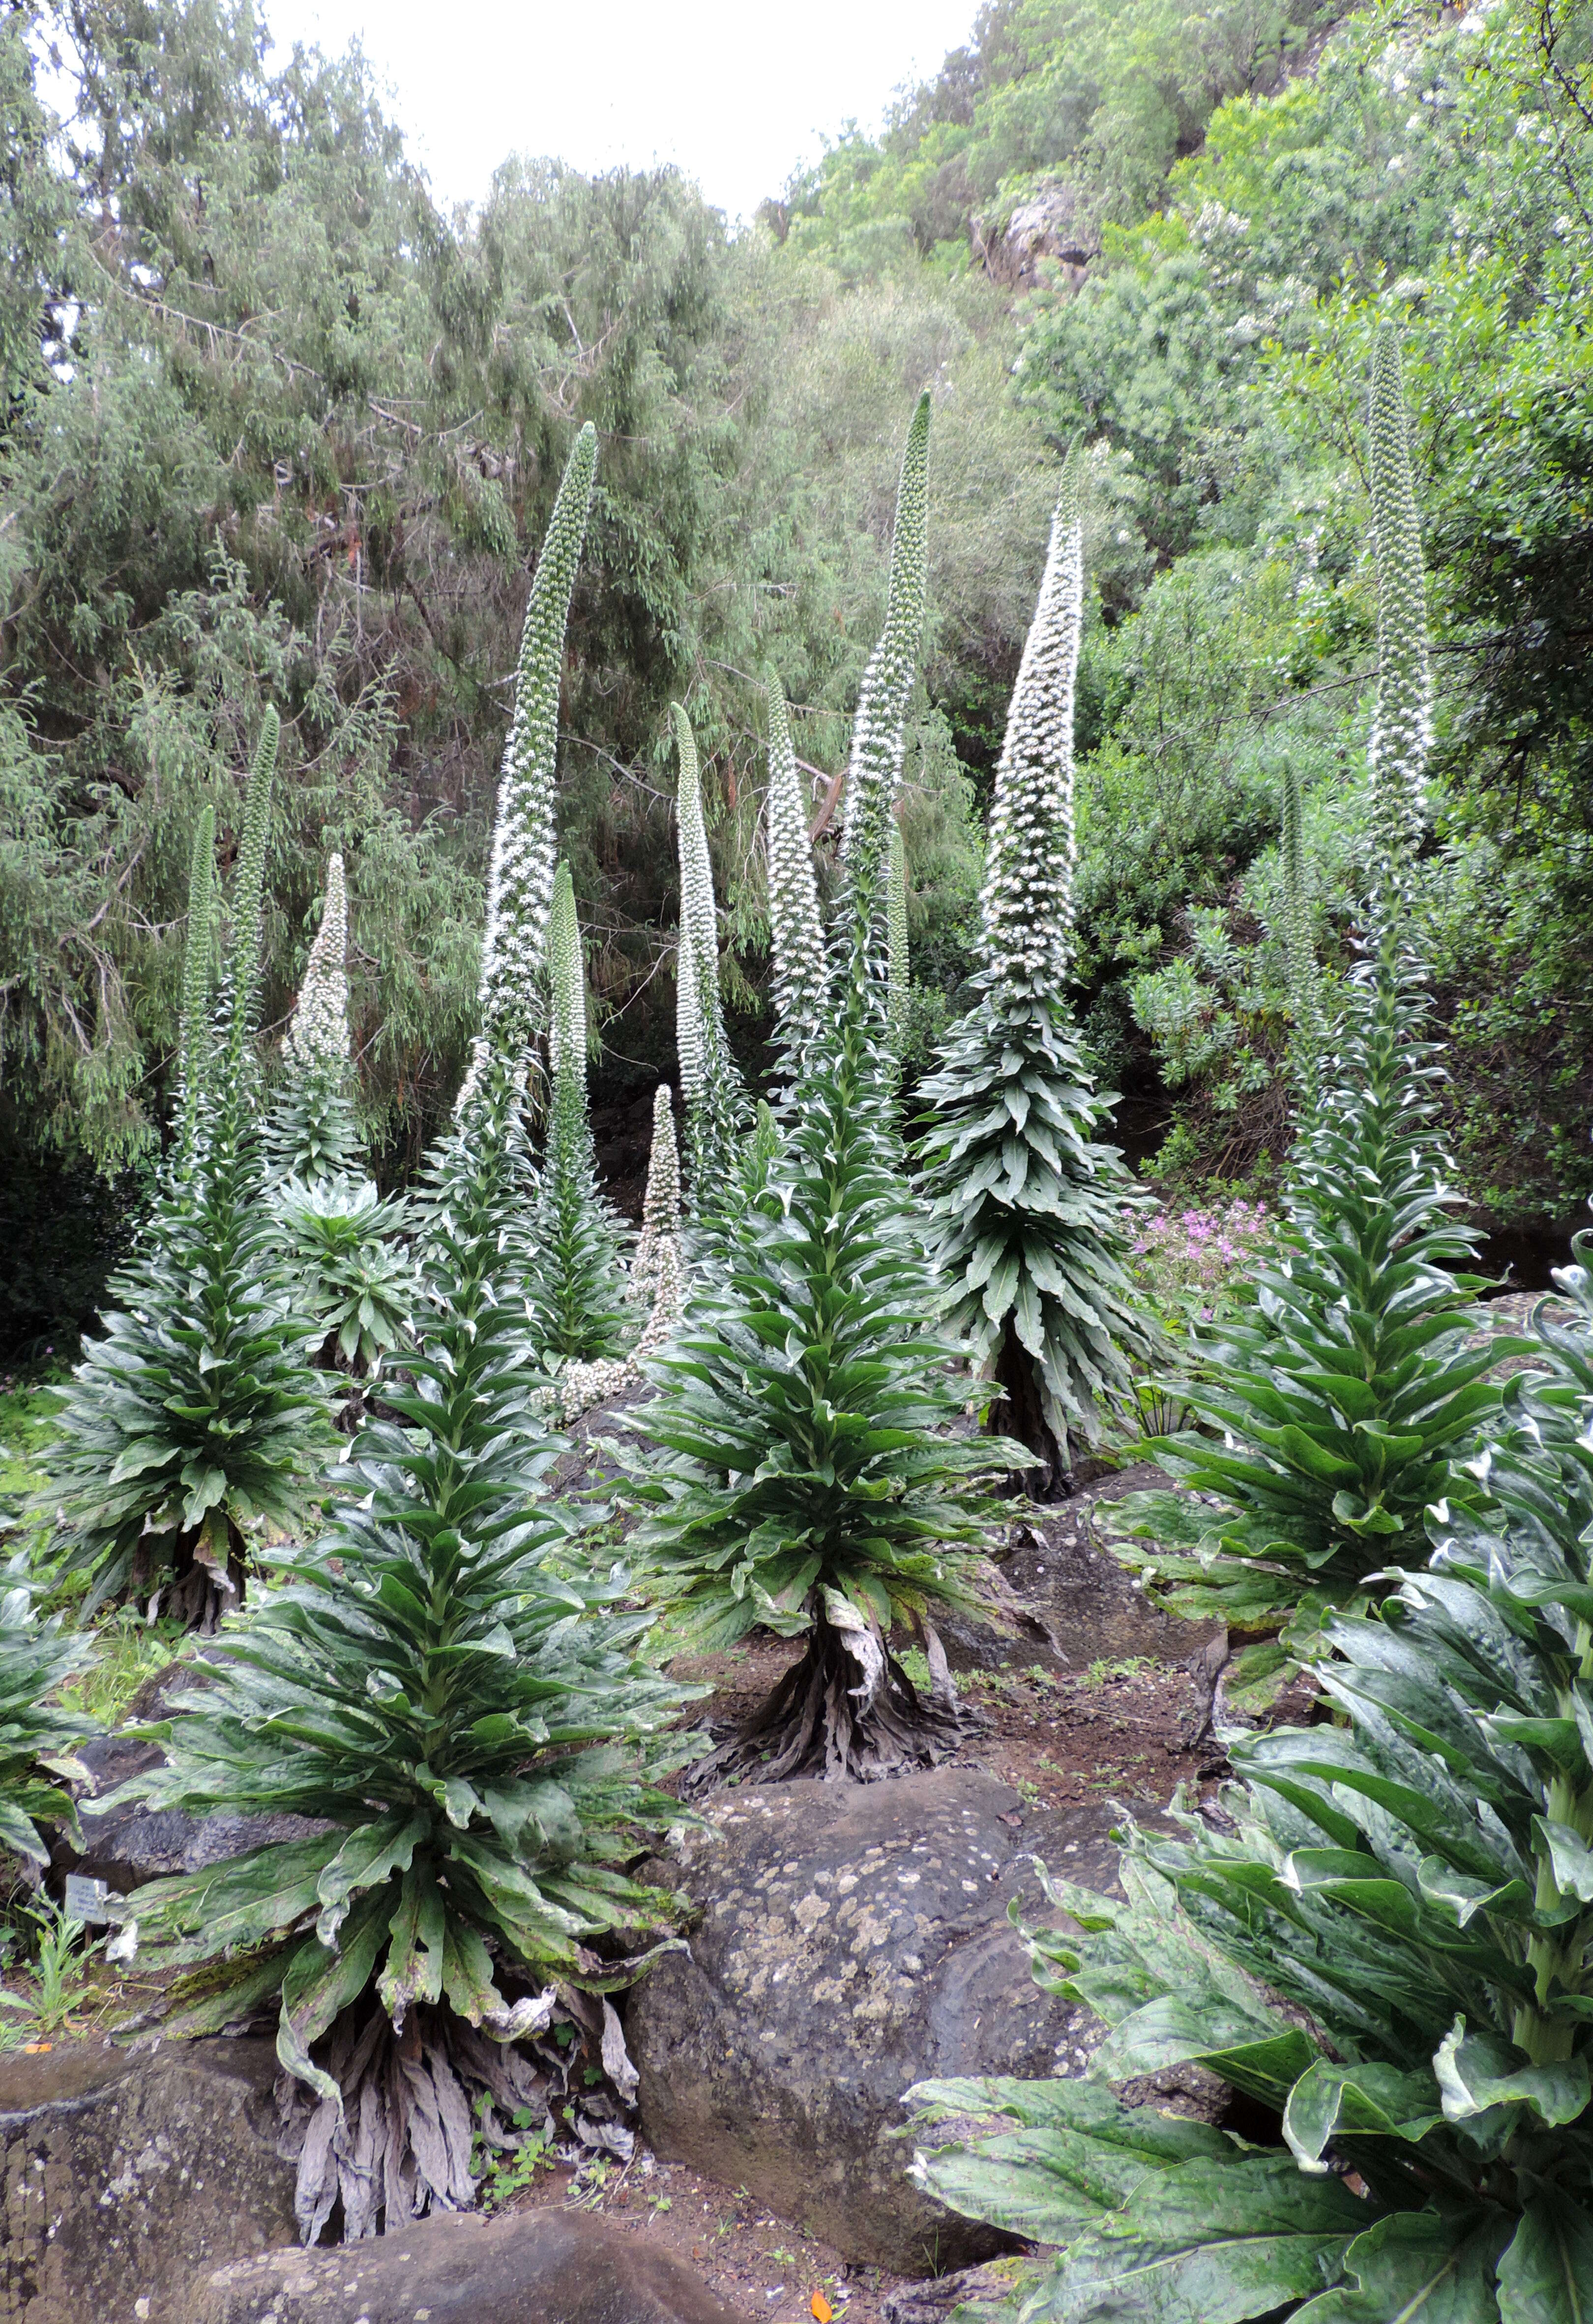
[475,2103,553,2211]
[0,1898,102,2037]
[1082,1656,1151,1688]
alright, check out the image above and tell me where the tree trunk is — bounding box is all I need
[988,1321,1070,1500]
[685,1600,968,1787]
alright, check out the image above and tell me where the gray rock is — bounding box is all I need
[0,2036,297,2324]
[180,2210,743,2324]
[626,1769,1115,2276]
[938,1467,1222,1675]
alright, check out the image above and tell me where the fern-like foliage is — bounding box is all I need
[915,459,1151,1488]
[526,864,629,1360]
[460,423,597,1112]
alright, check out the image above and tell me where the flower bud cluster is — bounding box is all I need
[1367,328,1432,882]
[979,464,1083,997]
[763,672,828,1048]
[466,426,597,1112]
[285,853,351,1076]
[840,394,930,965]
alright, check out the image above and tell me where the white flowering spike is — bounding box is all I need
[979,456,1083,996]
[671,703,725,1034]
[1367,327,1431,883]
[886,819,910,1054]
[546,861,587,1088]
[1278,759,1322,1104]
[285,853,350,1077]
[763,671,828,1048]
[675,920,705,1106]
[215,706,278,1152]
[176,804,215,1181]
[632,1083,682,1306]
[840,392,931,970]
[462,423,597,1110]
[671,703,744,1201]
[636,1227,684,1354]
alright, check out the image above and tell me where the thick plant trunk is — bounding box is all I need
[140,1524,248,1633]
[685,1601,968,1787]
[989,1322,1070,1501]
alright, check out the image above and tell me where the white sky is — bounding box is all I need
[258,0,980,222]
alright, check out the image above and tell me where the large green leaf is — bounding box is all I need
[1046,2154,1368,2324]
[1292,2208,1510,2324]
[1496,2200,1593,2324]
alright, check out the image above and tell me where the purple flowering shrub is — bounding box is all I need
[1127,1195,1273,1327]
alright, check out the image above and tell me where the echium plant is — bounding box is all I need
[269,852,362,1186]
[763,671,828,1061]
[1105,332,1517,1660]
[270,855,415,1379]
[838,391,929,984]
[458,424,597,1114]
[631,1082,683,1313]
[526,863,630,1361]
[43,713,336,1625]
[915,455,1152,1492]
[630,396,1022,1781]
[174,804,216,1183]
[1367,323,1432,884]
[116,1050,701,2242]
[909,1237,1593,2321]
[671,703,746,1209]
[886,819,910,1065]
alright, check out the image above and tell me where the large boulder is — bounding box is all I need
[0,2036,297,2324]
[626,1769,1117,2276]
[181,2210,743,2324]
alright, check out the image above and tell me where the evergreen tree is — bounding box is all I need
[526,864,630,1361]
[915,457,1152,1491]
[42,713,336,1625]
